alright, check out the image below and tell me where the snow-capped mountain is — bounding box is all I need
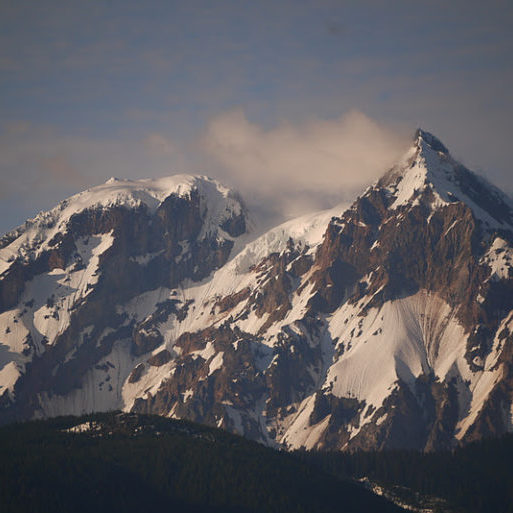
[1,130,512,451]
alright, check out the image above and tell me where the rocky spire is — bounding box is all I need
[414,128,449,155]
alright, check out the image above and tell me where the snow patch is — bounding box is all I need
[481,237,512,281]
[209,351,224,375]
[0,361,22,395]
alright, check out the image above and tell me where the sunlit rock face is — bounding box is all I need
[1,131,513,452]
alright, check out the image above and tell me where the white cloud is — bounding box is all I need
[0,111,410,233]
[201,109,410,217]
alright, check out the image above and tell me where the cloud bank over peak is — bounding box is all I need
[201,110,409,218]
[0,111,410,233]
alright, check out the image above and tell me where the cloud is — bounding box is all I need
[0,111,410,234]
[202,109,409,218]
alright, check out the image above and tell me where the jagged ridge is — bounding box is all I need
[0,131,512,453]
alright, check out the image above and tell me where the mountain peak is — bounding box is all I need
[414,128,449,155]
[1,127,513,455]
[0,174,248,276]
[375,130,513,231]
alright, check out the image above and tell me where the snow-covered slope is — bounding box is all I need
[0,174,249,419]
[1,131,513,452]
[380,129,513,230]
[0,175,245,275]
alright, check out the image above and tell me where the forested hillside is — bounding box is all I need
[0,412,403,513]
[302,435,513,513]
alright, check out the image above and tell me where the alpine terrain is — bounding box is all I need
[1,129,512,452]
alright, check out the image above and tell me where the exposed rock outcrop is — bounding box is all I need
[1,134,513,453]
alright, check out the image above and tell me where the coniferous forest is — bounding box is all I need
[2,412,512,512]
[0,412,402,513]
[300,435,513,513]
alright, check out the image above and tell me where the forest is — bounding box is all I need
[2,411,511,512]
[0,412,402,513]
[300,434,513,513]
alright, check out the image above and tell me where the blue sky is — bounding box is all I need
[1,0,512,232]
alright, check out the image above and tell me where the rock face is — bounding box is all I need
[1,133,513,452]
[0,175,247,423]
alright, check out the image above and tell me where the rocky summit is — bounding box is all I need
[1,130,512,451]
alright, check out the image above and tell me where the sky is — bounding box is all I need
[1,0,512,233]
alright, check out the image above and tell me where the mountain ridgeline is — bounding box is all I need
[0,130,512,452]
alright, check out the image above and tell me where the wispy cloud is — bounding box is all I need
[1,104,510,237]
[0,111,409,232]
[201,109,409,217]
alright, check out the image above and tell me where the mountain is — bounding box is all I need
[0,130,512,452]
[0,412,405,513]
